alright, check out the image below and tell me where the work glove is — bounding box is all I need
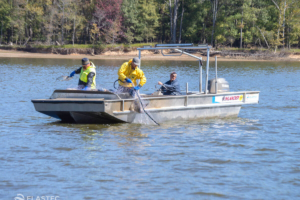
[82,86,91,91]
[125,78,132,83]
[70,71,76,77]
[134,85,141,90]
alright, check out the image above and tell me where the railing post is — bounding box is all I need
[185,96,188,107]
[199,60,202,93]
[186,82,189,94]
[205,49,210,94]
[215,56,218,94]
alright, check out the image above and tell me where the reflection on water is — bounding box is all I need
[1,58,300,199]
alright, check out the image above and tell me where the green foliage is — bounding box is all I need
[122,0,159,43]
[0,0,11,43]
[1,0,300,49]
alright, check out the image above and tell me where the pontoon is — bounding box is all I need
[32,44,260,124]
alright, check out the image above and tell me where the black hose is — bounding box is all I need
[114,79,128,89]
[115,79,160,126]
[114,79,121,89]
[136,91,160,126]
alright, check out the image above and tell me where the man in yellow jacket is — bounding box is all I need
[118,57,146,96]
[69,58,96,90]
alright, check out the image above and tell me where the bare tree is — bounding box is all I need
[178,0,184,43]
[92,6,107,30]
[45,3,57,45]
[210,0,220,47]
[0,21,3,45]
[271,0,289,50]
[56,0,69,44]
[240,11,243,48]
[172,0,179,43]
[169,0,180,43]
[169,0,173,41]
[255,25,270,49]
[72,13,76,45]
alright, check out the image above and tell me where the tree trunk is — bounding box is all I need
[211,0,218,47]
[88,26,91,43]
[282,0,287,49]
[258,38,262,48]
[50,10,53,44]
[202,22,206,43]
[0,21,2,45]
[240,11,243,48]
[25,25,28,38]
[60,1,65,44]
[178,0,184,43]
[85,26,88,44]
[271,0,282,52]
[172,0,179,43]
[162,21,165,43]
[288,25,291,49]
[23,37,31,46]
[169,0,173,42]
[7,28,10,44]
[159,11,163,43]
[73,15,76,46]
[256,25,270,49]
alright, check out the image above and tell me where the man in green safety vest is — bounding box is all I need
[69,58,96,90]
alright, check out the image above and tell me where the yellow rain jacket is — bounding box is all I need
[118,59,146,87]
[79,62,96,89]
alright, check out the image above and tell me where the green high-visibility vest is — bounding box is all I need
[79,62,96,89]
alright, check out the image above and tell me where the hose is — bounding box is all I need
[114,78,160,126]
[114,79,121,89]
[136,91,160,126]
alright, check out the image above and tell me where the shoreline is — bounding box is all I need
[0,49,300,62]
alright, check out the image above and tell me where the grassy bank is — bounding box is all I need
[0,43,158,55]
[1,43,299,52]
[1,44,299,61]
[218,47,300,54]
[28,43,157,49]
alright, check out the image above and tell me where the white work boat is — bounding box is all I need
[32,44,260,124]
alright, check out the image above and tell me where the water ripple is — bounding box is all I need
[0,59,300,199]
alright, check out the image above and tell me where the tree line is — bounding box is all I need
[0,0,300,51]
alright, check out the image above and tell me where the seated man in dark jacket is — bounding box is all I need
[158,72,181,95]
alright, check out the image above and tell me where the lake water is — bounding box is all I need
[1,58,299,199]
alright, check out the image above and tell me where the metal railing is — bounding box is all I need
[155,43,194,47]
[137,44,211,94]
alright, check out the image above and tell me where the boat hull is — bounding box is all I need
[32,90,259,124]
[115,104,241,124]
[35,105,241,124]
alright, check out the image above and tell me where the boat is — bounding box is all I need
[32,44,260,124]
